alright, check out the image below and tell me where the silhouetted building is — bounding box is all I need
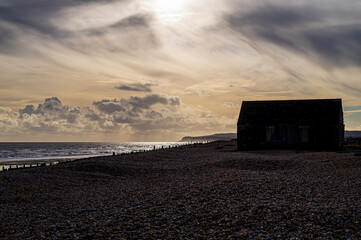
[237,99,344,151]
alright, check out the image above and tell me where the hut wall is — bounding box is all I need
[237,99,344,151]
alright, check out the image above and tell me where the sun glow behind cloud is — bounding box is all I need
[154,0,190,11]
[148,0,193,22]
[51,2,130,31]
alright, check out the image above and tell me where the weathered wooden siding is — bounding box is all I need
[237,99,344,151]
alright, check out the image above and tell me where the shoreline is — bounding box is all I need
[0,154,110,172]
[1,140,361,238]
[0,142,195,171]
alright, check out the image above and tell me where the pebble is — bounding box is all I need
[1,141,361,238]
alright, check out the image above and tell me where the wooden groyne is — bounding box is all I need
[0,142,206,172]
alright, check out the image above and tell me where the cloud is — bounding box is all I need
[92,99,126,114]
[344,106,361,117]
[226,5,317,29]
[0,96,236,140]
[196,89,210,97]
[19,105,36,115]
[80,13,160,51]
[344,106,361,112]
[93,94,234,134]
[0,106,13,114]
[0,106,19,132]
[129,94,181,108]
[93,94,181,115]
[0,0,160,56]
[223,1,361,68]
[223,102,235,108]
[16,97,100,133]
[0,0,121,31]
[19,97,68,117]
[106,14,151,29]
[115,83,155,92]
[0,0,118,44]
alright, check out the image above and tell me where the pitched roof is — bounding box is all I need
[238,99,343,125]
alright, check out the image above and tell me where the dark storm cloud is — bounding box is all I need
[19,97,63,116]
[19,105,35,115]
[128,94,176,109]
[92,94,181,128]
[93,94,181,114]
[85,112,101,121]
[304,27,361,67]
[77,13,160,53]
[86,14,153,36]
[92,99,126,114]
[223,2,361,67]
[226,6,317,29]
[110,14,150,29]
[92,94,182,129]
[115,83,154,92]
[0,0,119,21]
[113,112,137,124]
[145,110,163,119]
[40,97,62,111]
[0,24,18,54]
[0,0,119,34]
[0,0,160,54]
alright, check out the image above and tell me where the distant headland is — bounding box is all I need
[180,131,361,143]
[180,133,236,142]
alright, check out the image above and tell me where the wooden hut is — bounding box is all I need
[237,99,344,150]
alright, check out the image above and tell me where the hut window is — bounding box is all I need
[299,126,309,142]
[266,126,275,142]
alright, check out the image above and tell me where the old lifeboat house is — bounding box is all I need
[237,99,344,151]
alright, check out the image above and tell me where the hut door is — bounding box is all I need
[299,126,309,142]
[266,126,275,142]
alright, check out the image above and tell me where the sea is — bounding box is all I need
[0,142,186,163]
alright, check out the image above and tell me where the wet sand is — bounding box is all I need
[1,140,361,239]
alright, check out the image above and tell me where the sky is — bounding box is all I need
[1,0,361,142]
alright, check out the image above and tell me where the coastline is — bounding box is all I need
[0,142,189,171]
[1,140,361,238]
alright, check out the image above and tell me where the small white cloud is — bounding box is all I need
[172,90,193,95]
[196,89,210,97]
[223,102,235,108]
[0,106,13,114]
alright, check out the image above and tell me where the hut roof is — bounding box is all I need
[238,99,343,125]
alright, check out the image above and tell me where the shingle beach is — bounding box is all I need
[1,140,361,239]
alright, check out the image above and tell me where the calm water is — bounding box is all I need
[0,142,186,162]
